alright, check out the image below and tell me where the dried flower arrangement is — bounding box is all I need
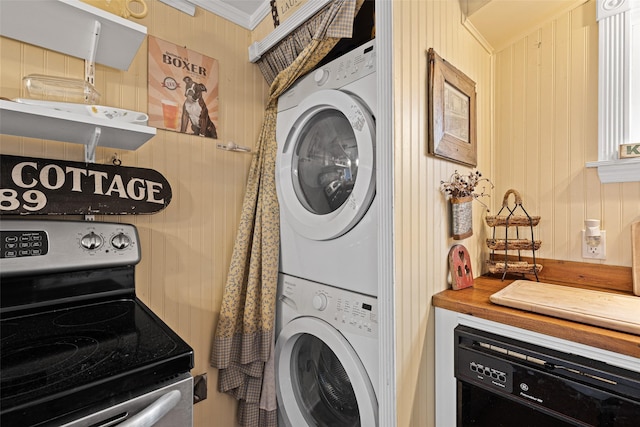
[440,170,494,211]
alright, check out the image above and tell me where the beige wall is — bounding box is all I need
[0,2,268,426]
[394,1,638,427]
[3,2,638,427]
[392,1,493,426]
[494,0,640,267]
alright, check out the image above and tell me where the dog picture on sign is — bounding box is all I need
[148,36,219,139]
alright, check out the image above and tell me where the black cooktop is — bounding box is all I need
[0,269,193,427]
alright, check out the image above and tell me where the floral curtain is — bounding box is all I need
[209,1,363,426]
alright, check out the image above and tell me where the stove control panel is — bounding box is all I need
[0,220,140,277]
[1,230,49,258]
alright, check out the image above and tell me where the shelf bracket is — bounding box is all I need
[84,126,101,222]
[85,19,101,89]
[85,127,101,163]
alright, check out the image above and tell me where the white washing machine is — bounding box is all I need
[275,273,378,427]
[276,40,377,297]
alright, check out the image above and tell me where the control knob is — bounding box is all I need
[111,232,132,250]
[314,68,330,86]
[312,293,328,311]
[80,231,103,250]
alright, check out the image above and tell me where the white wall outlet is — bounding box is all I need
[582,230,606,259]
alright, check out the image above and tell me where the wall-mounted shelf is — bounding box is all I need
[0,100,156,151]
[0,0,154,154]
[0,0,146,71]
[248,0,331,63]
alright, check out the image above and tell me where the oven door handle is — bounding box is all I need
[117,390,182,427]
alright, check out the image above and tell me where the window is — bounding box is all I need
[586,0,640,183]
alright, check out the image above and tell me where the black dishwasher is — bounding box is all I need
[455,325,640,426]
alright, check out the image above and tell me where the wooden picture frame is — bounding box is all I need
[427,48,477,167]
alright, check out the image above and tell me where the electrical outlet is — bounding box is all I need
[582,230,606,259]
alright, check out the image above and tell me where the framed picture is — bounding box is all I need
[427,48,477,167]
[148,36,219,139]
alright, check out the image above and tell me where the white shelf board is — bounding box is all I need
[248,0,331,63]
[0,0,147,71]
[0,100,156,150]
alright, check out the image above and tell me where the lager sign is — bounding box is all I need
[0,155,172,215]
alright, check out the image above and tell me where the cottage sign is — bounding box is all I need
[0,155,172,215]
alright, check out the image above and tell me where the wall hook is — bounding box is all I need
[216,141,252,153]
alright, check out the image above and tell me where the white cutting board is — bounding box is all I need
[633,221,640,296]
[490,280,640,335]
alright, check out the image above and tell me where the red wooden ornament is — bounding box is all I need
[448,244,474,290]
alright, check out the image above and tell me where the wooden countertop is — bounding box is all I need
[432,275,640,358]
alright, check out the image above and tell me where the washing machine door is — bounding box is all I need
[277,89,376,241]
[276,317,377,427]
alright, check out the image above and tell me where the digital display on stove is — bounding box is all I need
[362,303,372,311]
[0,230,48,258]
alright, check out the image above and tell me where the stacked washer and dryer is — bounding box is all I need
[274,39,379,427]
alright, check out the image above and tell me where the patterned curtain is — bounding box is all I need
[210,1,364,426]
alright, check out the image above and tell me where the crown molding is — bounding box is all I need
[158,0,196,16]
[189,0,271,30]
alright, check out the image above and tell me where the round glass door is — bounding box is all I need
[275,317,377,427]
[294,109,359,215]
[277,89,376,241]
[293,334,360,426]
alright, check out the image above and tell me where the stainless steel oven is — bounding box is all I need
[0,219,194,427]
[455,325,640,426]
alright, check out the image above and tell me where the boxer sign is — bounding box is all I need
[0,155,172,215]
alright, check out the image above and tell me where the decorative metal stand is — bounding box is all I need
[485,189,542,281]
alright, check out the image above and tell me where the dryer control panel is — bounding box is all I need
[279,275,378,339]
[278,39,376,112]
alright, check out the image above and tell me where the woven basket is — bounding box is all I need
[484,189,540,227]
[485,215,540,227]
[486,260,543,274]
[486,239,542,251]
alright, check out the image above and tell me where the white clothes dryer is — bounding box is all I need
[276,40,377,296]
[275,273,378,427]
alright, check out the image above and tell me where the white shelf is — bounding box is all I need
[248,0,331,63]
[0,100,156,150]
[0,0,146,71]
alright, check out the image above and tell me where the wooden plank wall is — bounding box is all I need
[494,0,640,267]
[0,2,268,426]
[392,1,493,426]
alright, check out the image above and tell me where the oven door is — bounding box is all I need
[59,373,193,427]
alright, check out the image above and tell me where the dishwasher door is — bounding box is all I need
[454,325,640,427]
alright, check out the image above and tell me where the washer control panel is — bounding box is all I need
[0,219,140,277]
[280,275,378,338]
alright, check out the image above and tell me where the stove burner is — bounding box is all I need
[53,302,131,327]
[1,332,116,399]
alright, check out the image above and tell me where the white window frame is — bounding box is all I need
[586,0,640,183]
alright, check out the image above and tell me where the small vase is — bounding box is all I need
[450,196,473,240]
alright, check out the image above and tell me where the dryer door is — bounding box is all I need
[277,89,375,241]
[275,317,377,427]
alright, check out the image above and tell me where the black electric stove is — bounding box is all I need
[0,220,194,427]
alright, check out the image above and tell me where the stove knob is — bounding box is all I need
[312,293,328,311]
[80,231,103,250]
[111,233,131,250]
